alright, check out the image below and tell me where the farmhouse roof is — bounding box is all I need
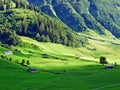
[27,68,37,72]
[4,50,13,55]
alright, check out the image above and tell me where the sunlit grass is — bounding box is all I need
[0,35,120,90]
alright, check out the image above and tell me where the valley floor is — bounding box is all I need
[1,59,120,90]
[0,36,120,90]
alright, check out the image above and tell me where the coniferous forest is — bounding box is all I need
[0,0,88,47]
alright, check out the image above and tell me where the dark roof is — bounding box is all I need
[27,68,37,72]
[106,65,114,69]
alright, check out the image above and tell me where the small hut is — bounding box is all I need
[106,64,114,69]
[27,68,37,73]
[4,51,13,55]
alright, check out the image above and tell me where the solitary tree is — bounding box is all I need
[99,56,108,65]
[21,59,25,66]
[9,58,12,61]
[26,60,30,65]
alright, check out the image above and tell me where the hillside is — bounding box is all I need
[1,0,120,90]
[28,0,120,38]
[0,0,88,47]
[0,0,120,65]
[0,35,120,89]
[0,35,120,66]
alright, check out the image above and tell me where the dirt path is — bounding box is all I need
[91,82,120,90]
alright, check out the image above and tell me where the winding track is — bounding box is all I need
[91,82,120,90]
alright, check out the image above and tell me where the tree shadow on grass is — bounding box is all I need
[23,64,120,90]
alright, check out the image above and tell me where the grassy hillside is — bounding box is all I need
[1,60,120,90]
[0,0,88,47]
[1,37,120,90]
[0,35,120,90]
[0,0,120,90]
[0,8,88,47]
[0,35,119,66]
[28,0,120,38]
[21,35,120,63]
[0,34,120,67]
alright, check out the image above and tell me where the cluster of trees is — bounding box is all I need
[99,56,117,68]
[33,15,88,47]
[0,0,88,47]
[31,0,120,38]
[0,0,27,10]
[0,0,40,12]
[0,0,16,10]
[0,55,12,61]
[0,8,88,47]
[0,29,21,46]
[21,59,30,66]
[0,55,30,67]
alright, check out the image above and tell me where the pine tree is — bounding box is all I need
[6,2,10,10]
[20,0,27,9]
[5,0,11,9]
[39,23,45,35]
[21,20,28,35]
[0,1,4,10]
[16,0,20,8]
[40,35,47,42]
[46,35,51,42]
[35,33,41,40]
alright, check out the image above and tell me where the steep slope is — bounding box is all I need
[0,0,88,47]
[88,0,120,37]
[28,0,120,38]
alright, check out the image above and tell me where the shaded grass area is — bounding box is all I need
[1,59,120,90]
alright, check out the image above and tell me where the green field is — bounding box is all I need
[0,36,120,90]
[1,58,120,90]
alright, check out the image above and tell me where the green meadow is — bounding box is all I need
[0,36,120,90]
